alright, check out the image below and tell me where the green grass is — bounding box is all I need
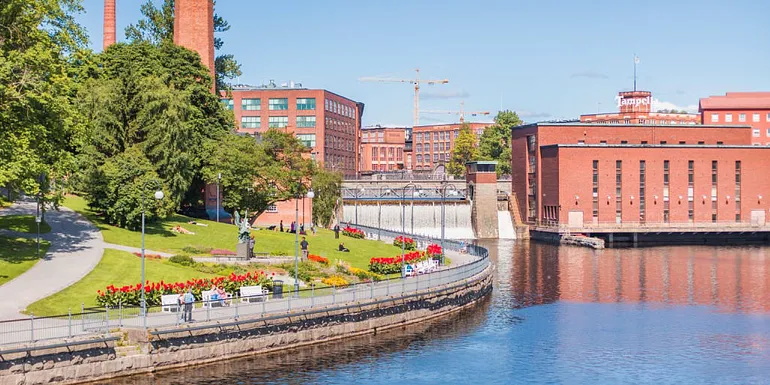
[25,249,221,316]
[0,195,11,209]
[0,236,51,286]
[62,195,403,267]
[0,215,52,234]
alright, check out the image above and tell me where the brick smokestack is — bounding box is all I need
[103,0,116,49]
[174,0,215,91]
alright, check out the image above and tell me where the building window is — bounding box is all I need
[725,114,733,122]
[663,160,670,223]
[433,154,439,162]
[296,116,316,128]
[416,143,423,152]
[711,113,719,122]
[767,113,770,122]
[639,160,646,223]
[578,140,585,144]
[735,161,741,222]
[372,147,378,160]
[753,113,760,122]
[433,143,439,151]
[268,116,289,128]
[641,141,648,144]
[698,141,705,145]
[416,154,422,163]
[242,98,260,111]
[688,160,694,222]
[739,113,746,122]
[753,129,760,137]
[767,129,770,137]
[621,140,628,144]
[711,161,718,222]
[717,141,724,145]
[221,99,234,110]
[615,160,622,224]
[325,99,329,111]
[266,204,278,213]
[454,130,459,138]
[592,160,599,219]
[241,116,261,129]
[660,141,667,144]
[296,98,316,110]
[268,98,289,110]
[679,141,686,144]
[296,134,316,148]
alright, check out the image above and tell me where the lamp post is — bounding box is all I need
[399,183,419,278]
[440,182,458,266]
[141,180,164,324]
[216,173,221,223]
[294,185,315,296]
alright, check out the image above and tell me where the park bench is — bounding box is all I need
[201,290,232,308]
[161,294,181,313]
[253,252,270,259]
[240,285,269,303]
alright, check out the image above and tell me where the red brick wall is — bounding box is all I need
[551,146,770,225]
[174,0,215,88]
[412,122,493,170]
[540,146,560,221]
[536,124,751,146]
[360,127,406,171]
[701,109,770,145]
[253,198,314,229]
[103,0,116,49]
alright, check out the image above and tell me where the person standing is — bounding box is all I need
[279,220,284,232]
[300,236,309,260]
[334,223,340,239]
[183,289,195,322]
[249,235,255,259]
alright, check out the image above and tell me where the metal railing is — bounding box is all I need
[0,233,488,346]
[533,219,770,232]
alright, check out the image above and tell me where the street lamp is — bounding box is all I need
[399,183,418,278]
[440,182,458,266]
[216,173,221,223]
[141,180,164,324]
[294,185,315,296]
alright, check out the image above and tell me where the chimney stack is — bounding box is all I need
[103,0,116,49]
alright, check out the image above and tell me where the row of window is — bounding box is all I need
[361,131,385,142]
[326,117,354,136]
[596,119,697,125]
[325,135,354,152]
[578,140,726,145]
[222,98,317,111]
[325,98,356,119]
[370,147,404,161]
[751,128,770,137]
[415,153,449,163]
[712,112,770,123]
[325,153,355,171]
[415,142,452,152]
[415,131,459,142]
[240,116,318,129]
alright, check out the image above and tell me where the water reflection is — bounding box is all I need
[511,244,770,313]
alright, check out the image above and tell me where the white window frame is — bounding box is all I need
[725,114,733,123]
[711,113,719,122]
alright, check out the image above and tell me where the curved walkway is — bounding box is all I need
[0,200,104,319]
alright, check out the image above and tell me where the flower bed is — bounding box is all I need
[342,226,365,239]
[132,252,163,260]
[368,251,429,275]
[210,248,236,256]
[426,244,442,259]
[393,236,416,250]
[95,271,275,307]
[322,275,349,287]
[308,254,329,265]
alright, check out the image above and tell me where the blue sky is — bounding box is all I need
[76,0,770,126]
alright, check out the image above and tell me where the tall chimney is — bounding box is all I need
[103,0,116,49]
[174,0,215,92]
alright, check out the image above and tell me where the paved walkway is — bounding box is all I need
[0,199,104,320]
[102,243,174,258]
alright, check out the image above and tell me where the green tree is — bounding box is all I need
[447,123,479,178]
[124,0,242,91]
[0,0,88,203]
[311,169,342,228]
[478,110,523,176]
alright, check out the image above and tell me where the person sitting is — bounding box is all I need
[266,225,276,231]
[338,243,350,252]
[216,286,228,306]
[172,225,195,235]
[187,220,208,227]
[209,285,219,303]
[299,224,306,235]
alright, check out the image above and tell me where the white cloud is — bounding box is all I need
[651,99,698,113]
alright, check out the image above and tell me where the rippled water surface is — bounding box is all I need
[109,242,770,384]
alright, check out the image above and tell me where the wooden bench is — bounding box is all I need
[240,285,268,303]
[201,290,232,308]
[161,294,181,313]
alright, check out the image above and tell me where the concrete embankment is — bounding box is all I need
[0,264,492,385]
[530,230,605,249]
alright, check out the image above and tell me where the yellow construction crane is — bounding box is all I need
[421,101,490,123]
[358,68,448,126]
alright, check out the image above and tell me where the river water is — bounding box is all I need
[107,241,770,385]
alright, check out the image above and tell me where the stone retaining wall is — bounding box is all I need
[0,266,492,385]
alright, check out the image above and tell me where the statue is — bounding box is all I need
[233,210,251,244]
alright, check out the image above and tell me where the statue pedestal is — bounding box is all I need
[236,243,249,259]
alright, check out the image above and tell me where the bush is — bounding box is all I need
[322,275,349,288]
[168,255,196,266]
[393,236,416,250]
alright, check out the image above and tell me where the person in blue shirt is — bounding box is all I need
[183,289,195,322]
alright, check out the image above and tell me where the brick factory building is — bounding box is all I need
[360,126,407,172]
[580,91,700,125]
[411,122,493,171]
[699,92,770,145]
[511,122,770,236]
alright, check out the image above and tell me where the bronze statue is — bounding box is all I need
[233,210,251,244]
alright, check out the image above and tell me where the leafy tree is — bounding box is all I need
[0,0,88,203]
[124,0,242,91]
[447,123,479,178]
[311,169,342,228]
[478,110,523,176]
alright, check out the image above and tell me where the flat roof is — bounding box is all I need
[543,144,770,149]
[515,122,753,130]
[227,87,362,104]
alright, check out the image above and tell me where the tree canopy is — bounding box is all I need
[477,110,522,176]
[447,123,479,178]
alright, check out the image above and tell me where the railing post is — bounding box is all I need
[206,299,210,322]
[81,303,85,332]
[416,273,420,291]
[386,279,390,296]
[235,293,239,320]
[30,312,34,342]
[333,286,337,304]
[288,294,292,311]
[119,301,123,327]
[371,280,374,299]
[353,284,357,301]
[262,297,266,317]
[68,308,72,338]
[311,284,315,308]
[105,305,110,332]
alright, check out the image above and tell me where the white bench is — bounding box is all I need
[201,290,232,308]
[161,294,181,312]
[403,265,415,277]
[240,285,268,303]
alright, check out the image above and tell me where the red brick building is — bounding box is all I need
[699,92,770,145]
[511,122,770,228]
[580,91,700,125]
[360,126,407,172]
[411,122,493,170]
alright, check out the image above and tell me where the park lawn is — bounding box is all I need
[0,215,52,234]
[0,236,51,286]
[62,195,404,266]
[0,195,10,209]
[25,249,222,316]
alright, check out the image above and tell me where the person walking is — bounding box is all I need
[248,235,255,259]
[183,289,195,322]
[300,236,309,260]
[334,223,340,239]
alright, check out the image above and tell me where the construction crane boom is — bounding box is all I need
[421,101,490,123]
[358,68,448,126]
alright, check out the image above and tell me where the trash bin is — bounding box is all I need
[272,280,283,299]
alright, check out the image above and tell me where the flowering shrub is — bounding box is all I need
[210,248,236,256]
[369,251,429,275]
[132,252,163,260]
[426,244,442,259]
[95,271,275,307]
[342,226,365,239]
[393,236,416,250]
[308,254,329,265]
[348,266,385,282]
[322,275,349,288]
